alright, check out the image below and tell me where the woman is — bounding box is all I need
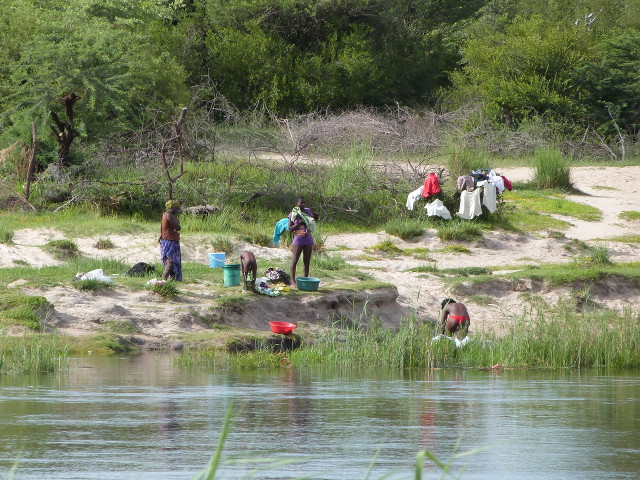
[159,200,182,281]
[288,197,318,289]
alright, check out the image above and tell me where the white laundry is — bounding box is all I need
[482,182,497,212]
[75,269,114,283]
[456,189,483,219]
[406,186,424,211]
[425,198,452,220]
[487,174,505,194]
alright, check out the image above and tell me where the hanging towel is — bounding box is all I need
[482,182,497,212]
[422,173,441,198]
[456,189,483,220]
[425,199,452,220]
[406,186,424,210]
[273,217,289,245]
[501,175,513,191]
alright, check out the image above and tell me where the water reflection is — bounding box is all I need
[0,355,639,479]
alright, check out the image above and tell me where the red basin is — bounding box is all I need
[269,321,296,335]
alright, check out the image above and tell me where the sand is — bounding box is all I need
[3,166,639,343]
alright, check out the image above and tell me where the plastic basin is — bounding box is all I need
[296,277,321,291]
[270,321,296,335]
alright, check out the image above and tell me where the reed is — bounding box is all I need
[0,334,70,374]
[211,303,640,370]
[532,148,572,190]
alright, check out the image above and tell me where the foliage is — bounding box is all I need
[619,211,640,221]
[0,226,14,244]
[0,334,70,374]
[435,220,483,241]
[382,219,425,240]
[148,280,179,297]
[0,292,50,330]
[532,148,572,190]
[72,279,113,292]
[44,240,80,260]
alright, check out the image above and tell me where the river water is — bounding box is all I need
[1,354,639,479]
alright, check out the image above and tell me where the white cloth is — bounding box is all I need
[406,186,424,210]
[75,269,114,283]
[487,174,505,194]
[456,189,483,219]
[482,182,497,213]
[424,198,451,220]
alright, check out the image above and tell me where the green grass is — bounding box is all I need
[0,334,70,374]
[0,292,50,330]
[619,210,640,221]
[44,239,80,260]
[507,190,602,221]
[382,218,425,240]
[93,237,115,249]
[148,280,179,297]
[368,239,403,255]
[436,220,483,241]
[605,235,640,244]
[531,148,572,190]
[194,301,640,370]
[73,279,114,292]
[408,265,492,277]
[0,226,14,244]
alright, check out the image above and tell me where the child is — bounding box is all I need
[239,250,257,293]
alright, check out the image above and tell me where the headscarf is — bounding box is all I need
[166,200,181,210]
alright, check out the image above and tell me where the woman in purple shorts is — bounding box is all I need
[288,197,318,289]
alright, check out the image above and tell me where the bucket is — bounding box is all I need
[208,252,226,268]
[222,263,241,287]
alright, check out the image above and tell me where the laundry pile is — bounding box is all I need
[406,169,512,220]
[455,169,512,220]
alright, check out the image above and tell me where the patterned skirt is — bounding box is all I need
[160,240,182,281]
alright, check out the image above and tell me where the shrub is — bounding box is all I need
[0,227,14,244]
[532,148,571,190]
[148,280,179,297]
[45,239,80,259]
[369,239,403,255]
[93,237,115,249]
[436,221,483,241]
[73,279,113,292]
[382,218,425,240]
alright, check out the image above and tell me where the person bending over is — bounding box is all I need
[239,250,257,293]
[439,298,470,339]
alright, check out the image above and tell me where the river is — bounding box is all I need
[1,354,639,479]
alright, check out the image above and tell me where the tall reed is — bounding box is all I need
[0,334,70,374]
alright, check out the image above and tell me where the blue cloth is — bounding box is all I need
[273,217,289,245]
[160,239,182,281]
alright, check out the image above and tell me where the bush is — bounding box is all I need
[73,279,113,292]
[532,148,571,190]
[382,218,425,240]
[44,239,80,259]
[436,220,483,241]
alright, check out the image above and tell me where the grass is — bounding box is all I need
[0,334,70,374]
[148,279,179,297]
[532,148,571,190]
[0,226,14,244]
[435,220,483,241]
[507,190,602,221]
[185,299,640,370]
[93,237,115,249]
[44,239,80,260]
[0,291,50,330]
[72,279,114,292]
[382,218,425,239]
[619,210,640,221]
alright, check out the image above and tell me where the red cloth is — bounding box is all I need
[501,175,513,191]
[422,173,441,198]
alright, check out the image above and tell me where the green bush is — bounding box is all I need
[436,220,483,241]
[44,240,80,260]
[382,218,425,240]
[72,279,113,292]
[532,148,571,190]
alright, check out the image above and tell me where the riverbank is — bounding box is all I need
[1,166,640,355]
